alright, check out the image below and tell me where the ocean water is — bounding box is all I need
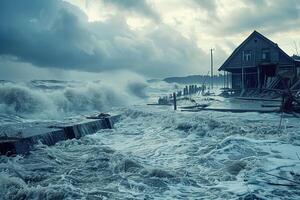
[1,80,300,199]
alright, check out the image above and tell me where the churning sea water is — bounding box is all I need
[1,80,300,199]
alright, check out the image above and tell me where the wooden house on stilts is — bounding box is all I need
[219,31,300,91]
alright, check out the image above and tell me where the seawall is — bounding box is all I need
[0,115,120,156]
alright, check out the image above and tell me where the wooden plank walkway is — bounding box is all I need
[182,107,279,113]
[235,97,281,102]
[147,103,172,106]
[179,104,210,109]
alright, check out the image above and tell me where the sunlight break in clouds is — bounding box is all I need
[0,0,299,80]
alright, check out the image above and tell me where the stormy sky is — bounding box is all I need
[0,0,299,80]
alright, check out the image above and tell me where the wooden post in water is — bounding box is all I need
[173,92,177,110]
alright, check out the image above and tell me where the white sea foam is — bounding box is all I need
[0,80,300,199]
[0,73,148,121]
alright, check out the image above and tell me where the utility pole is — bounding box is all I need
[210,48,214,89]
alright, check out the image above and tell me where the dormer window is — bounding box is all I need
[243,50,252,61]
[262,48,270,62]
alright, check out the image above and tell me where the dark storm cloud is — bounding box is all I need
[210,0,300,36]
[0,0,208,77]
[0,0,99,71]
[101,0,160,21]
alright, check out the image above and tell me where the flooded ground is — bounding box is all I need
[1,81,300,199]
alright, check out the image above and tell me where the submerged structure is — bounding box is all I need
[219,31,300,90]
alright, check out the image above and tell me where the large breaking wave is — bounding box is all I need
[0,78,300,199]
[0,76,148,120]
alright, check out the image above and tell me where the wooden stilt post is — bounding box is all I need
[226,72,228,88]
[225,73,227,88]
[241,68,244,89]
[230,72,232,88]
[227,72,229,88]
[257,66,260,89]
[173,92,177,110]
[223,71,225,88]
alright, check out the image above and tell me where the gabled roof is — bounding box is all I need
[218,30,294,71]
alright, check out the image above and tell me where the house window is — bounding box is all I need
[262,48,270,62]
[243,50,252,61]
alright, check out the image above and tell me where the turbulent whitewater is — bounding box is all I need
[1,80,300,199]
[0,78,147,122]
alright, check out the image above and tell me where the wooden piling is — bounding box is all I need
[173,92,177,110]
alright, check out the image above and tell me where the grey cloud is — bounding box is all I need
[213,45,229,70]
[0,57,66,81]
[210,0,300,36]
[101,0,160,21]
[193,0,218,18]
[0,0,208,78]
[248,0,267,6]
[193,0,216,12]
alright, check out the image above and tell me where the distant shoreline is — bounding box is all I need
[148,74,227,85]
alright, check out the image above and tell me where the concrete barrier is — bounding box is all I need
[0,115,121,156]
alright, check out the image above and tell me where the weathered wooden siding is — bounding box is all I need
[220,31,297,72]
[278,51,294,66]
[219,31,299,89]
[225,36,280,69]
[232,73,241,89]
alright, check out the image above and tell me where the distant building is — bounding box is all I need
[218,30,300,90]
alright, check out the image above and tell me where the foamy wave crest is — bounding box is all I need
[0,76,148,119]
